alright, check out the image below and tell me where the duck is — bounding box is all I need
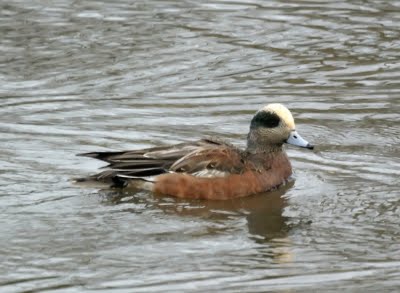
[77,103,314,200]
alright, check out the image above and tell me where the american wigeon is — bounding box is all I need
[78,103,313,200]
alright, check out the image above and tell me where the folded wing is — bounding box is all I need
[77,137,245,184]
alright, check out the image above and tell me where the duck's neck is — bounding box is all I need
[246,132,284,154]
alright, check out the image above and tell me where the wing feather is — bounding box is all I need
[77,137,245,182]
[171,146,245,177]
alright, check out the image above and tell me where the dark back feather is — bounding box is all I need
[78,137,242,183]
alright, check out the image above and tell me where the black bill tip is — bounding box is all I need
[306,144,314,150]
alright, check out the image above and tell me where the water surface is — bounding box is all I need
[1,0,399,292]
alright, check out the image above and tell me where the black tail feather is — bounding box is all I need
[111,176,128,188]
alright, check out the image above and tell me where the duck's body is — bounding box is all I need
[78,104,313,200]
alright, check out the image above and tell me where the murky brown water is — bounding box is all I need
[1,0,400,292]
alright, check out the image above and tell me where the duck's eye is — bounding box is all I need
[250,111,281,128]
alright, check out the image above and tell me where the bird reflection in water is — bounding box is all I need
[98,180,296,263]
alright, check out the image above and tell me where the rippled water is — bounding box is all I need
[1,0,400,292]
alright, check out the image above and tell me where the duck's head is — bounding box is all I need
[247,103,314,152]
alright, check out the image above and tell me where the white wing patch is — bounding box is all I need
[192,169,229,178]
[116,174,157,191]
